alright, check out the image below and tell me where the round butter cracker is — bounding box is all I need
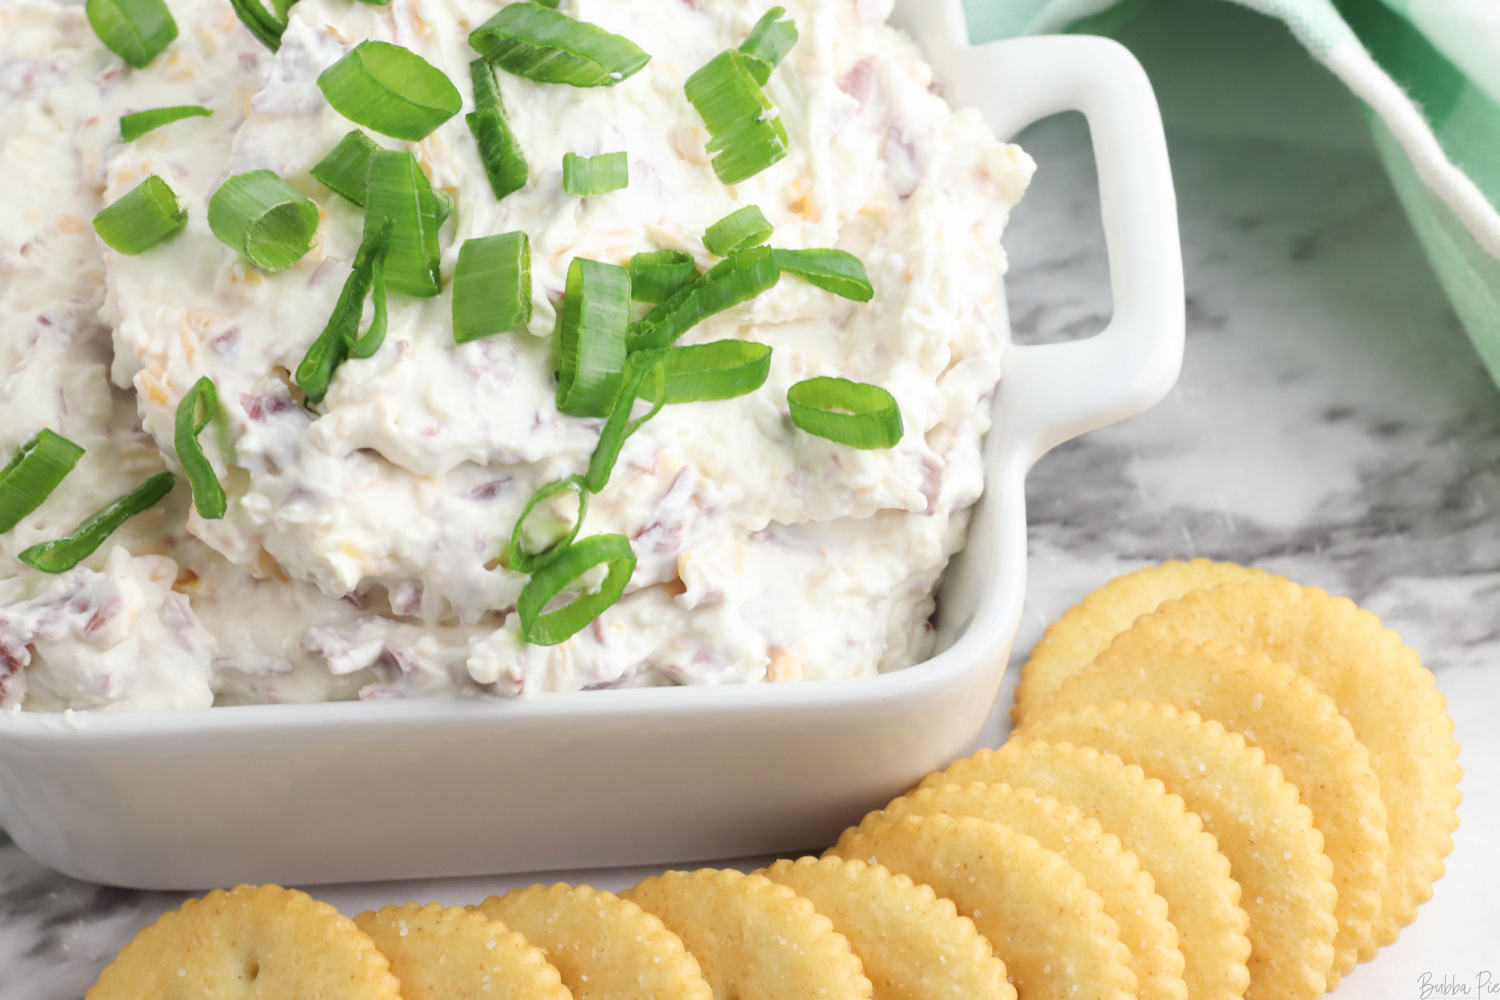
[920,740,1251,1000]
[1106,579,1461,956]
[476,883,711,1000]
[1032,638,1388,985]
[1025,703,1337,1000]
[758,855,1015,1000]
[828,814,1138,1000]
[868,782,1186,1000]
[1014,559,1277,724]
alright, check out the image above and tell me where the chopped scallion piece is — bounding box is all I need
[626,245,780,352]
[556,257,630,417]
[119,104,211,142]
[738,7,797,84]
[516,532,636,645]
[93,175,187,255]
[311,129,379,206]
[470,3,650,88]
[295,220,394,403]
[19,472,176,574]
[453,232,532,344]
[787,376,903,449]
[318,40,462,142]
[562,151,628,196]
[629,250,697,305]
[364,149,443,298]
[703,205,771,256]
[85,0,177,68]
[466,59,529,202]
[509,475,588,574]
[174,377,226,520]
[431,187,455,227]
[634,340,772,404]
[229,0,295,52]
[0,430,85,534]
[208,170,319,272]
[773,248,873,301]
[585,354,666,493]
[684,49,788,184]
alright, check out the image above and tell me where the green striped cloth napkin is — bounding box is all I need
[966,0,1500,388]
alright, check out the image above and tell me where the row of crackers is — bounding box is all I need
[84,562,1460,1000]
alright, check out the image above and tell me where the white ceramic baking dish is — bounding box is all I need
[0,0,1183,889]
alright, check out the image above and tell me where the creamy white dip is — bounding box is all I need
[0,0,1033,709]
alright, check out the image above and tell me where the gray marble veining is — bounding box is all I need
[1,117,1496,999]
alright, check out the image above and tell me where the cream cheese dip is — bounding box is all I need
[0,0,1034,710]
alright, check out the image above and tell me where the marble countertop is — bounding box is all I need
[3,114,1497,998]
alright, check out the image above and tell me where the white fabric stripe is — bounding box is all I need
[1326,41,1500,260]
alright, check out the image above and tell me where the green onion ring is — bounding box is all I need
[470,3,650,88]
[738,7,798,84]
[636,340,772,404]
[85,0,178,68]
[208,170,320,272]
[119,104,211,142]
[229,0,296,52]
[684,49,788,185]
[703,205,772,256]
[517,533,636,646]
[295,219,394,404]
[173,377,227,520]
[626,245,780,352]
[773,248,873,302]
[787,376,903,449]
[318,40,462,142]
[453,231,532,344]
[93,175,188,256]
[629,250,697,305]
[562,151,628,196]
[19,472,176,574]
[467,59,529,201]
[509,475,588,574]
[556,257,630,417]
[311,129,379,206]
[584,356,667,494]
[0,430,86,534]
[364,149,444,298]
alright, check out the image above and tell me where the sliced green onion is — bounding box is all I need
[626,245,780,352]
[773,248,873,302]
[0,431,85,534]
[634,340,772,404]
[364,149,442,298]
[119,104,211,142]
[509,475,587,574]
[296,220,393,403]
[174,377,226,520]
[19,472,176,574]
[86,0,177,68]
[467,59,529,201]
[311,129,379,206]
[229,0,295,52]
[453,232,531,344]
[629,250,697,305]
[431,187,455,227]
[556,257,630,417]
[317,40,462,142]
[684,49,788,185]
[584,355,666,493]
[787,376,903,449]
[470,3,650,88]
[562,152,628,196]
[517,533,636,646]
[738,7,797,84]
[93,175,187,255]
[703,205,771,256]
[208,170,319,272]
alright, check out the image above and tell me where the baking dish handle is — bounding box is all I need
[892,2,1185,464]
